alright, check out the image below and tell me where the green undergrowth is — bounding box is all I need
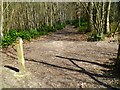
[87,30,104,41]
[67,19,104,41]
[66,19,119,41]
[2,22,66,48]
[66,19,88,33]
[88,22,118,41]
[107,22,119,37]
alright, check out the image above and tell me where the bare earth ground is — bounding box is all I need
[1,26,120,89]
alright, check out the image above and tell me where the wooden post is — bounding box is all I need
[14,37,29,77]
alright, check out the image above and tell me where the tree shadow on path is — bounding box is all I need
[25,57,119,89]
[56,56,114,69]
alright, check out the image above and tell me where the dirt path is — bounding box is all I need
[38,25,87,41]
[1,26,120,88]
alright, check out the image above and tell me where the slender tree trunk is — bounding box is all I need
[101,2,105,33]
[59,4,62,23]
[25,3,29,30]
[52,3,56,25]
[50,2,53,27]
[98,2,105,38]
[104,1,111,34]
[0,0,3,44]
[87,2,94,32]
[44,2,49,26]
[76,2,81,27]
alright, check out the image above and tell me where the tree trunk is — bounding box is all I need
[117,44,120,62]
[115,1,120,72]
[101,2,105,33]
[50,3,53,27]
[86,2,94,32]
[116,42,120,71]
[44,2,49,26]
[104,1,111,34]
[0,0,3,45]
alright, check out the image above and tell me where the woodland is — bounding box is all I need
[0,1,120,88]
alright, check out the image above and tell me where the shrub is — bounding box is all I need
[2,35,13,47]
[17,30,31,41]
[8,29,18,41]
[54,22,66,30]
[88,30,104,41]
[37,25,55,35]
[29,30,39,38]
[2,22,67,48]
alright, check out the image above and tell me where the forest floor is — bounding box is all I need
[1,25,120,89]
